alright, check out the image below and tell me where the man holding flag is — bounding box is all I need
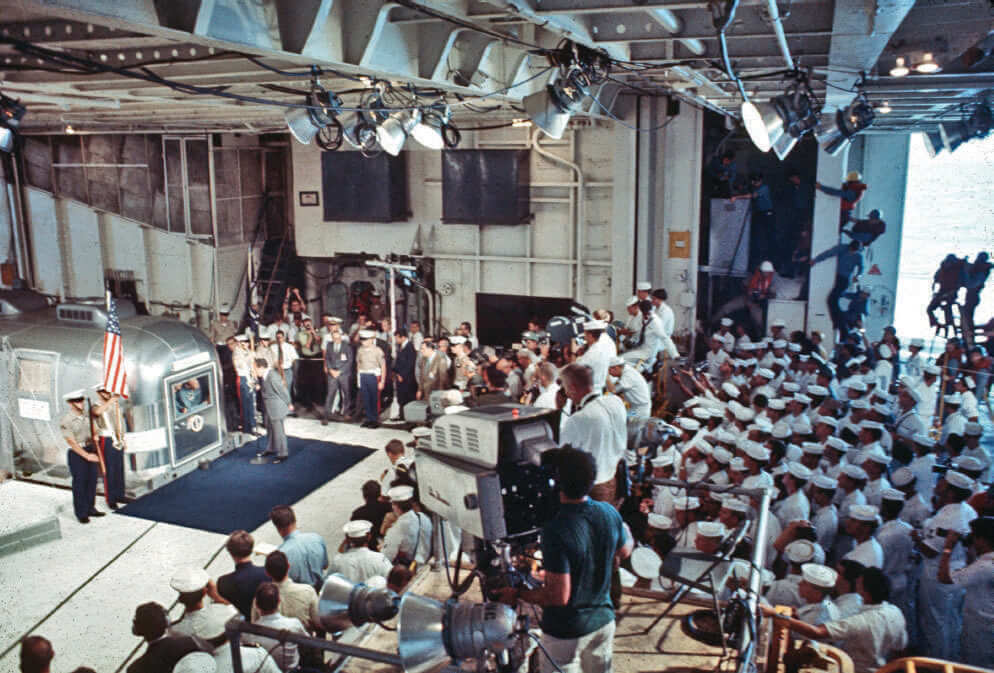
[94,293,129,508]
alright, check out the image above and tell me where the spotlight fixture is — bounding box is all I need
[523,65,590,140]
[889,57,910,78]
[285,84,343,149]
[343,112,381,157]
[815,92,875,156]
[915,52,940,74]
[410,105,460,150]
[877,101,892,115]
[65,124,75,134]
[376,108,421,156]
[922,129,945,157]
[317,574,399,631]
[936,102,994,154]
[397,594,522,673]
[740,73,819,159]
[0,93,26,153]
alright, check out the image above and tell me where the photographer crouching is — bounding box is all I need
[497,446,633,673]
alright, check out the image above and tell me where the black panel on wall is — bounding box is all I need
[442,150,530,225]
[321,151,409,222]
[476,293,586,347]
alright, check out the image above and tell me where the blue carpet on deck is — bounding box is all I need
[117,437,373,534]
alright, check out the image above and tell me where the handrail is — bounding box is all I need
[875,658,994,673]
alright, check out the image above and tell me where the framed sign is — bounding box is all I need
[299,191,319,207]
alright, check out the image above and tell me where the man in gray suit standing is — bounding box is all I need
[322,329,354,425]
[255,357,292,463]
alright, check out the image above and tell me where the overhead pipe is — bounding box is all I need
[648,8,706,56]
[765,0,795,70]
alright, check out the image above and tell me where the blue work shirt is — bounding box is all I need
[540,499,625,639]
[279,530,329,589]
[751,184,774,212]
[812,244,864,280]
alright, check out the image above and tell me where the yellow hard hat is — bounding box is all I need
[846,171,862,182]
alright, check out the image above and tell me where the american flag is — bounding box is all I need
[102,296,129,398]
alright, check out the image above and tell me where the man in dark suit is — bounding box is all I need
[216,530,270,619]
[322,329,354,424]
[256,357,291,462]
[417,340,450,400]
[127,602,208,673]
[393,329,417,420]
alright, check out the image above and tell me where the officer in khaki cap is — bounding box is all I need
[61,389,105,523]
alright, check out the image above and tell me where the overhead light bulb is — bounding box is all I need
[877,101,892,114]
[740,100,773,152]
[890,57,909,77]
[65,124,75,134]
[915,52,940,74]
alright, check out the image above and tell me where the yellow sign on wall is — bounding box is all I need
[669,230,691,259]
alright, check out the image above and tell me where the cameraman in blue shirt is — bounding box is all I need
[498,446,633,672]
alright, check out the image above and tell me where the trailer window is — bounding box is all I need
[17,359,52,395]
[171,373,211,420]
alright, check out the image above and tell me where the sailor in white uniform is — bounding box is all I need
[576,319,616,392]
[328,520,393,585]
[796,563,841,626]
[843,505,885,569]
[773,462,812,529]
[938,515,994,668]
[380,486,433,566]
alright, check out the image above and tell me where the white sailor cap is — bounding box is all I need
[787,462,813,481]
[772,421,792,439]
[841,464,868,481]
[678,417,701,432]
[862,450,890,466]
[963,377,976,390]
[744,357,758,367]
[945,470,975,491]
[848,504,880,523]
[782,382,801,393]
[793,393,812,405]
[854,355,868,364]
[843,543,882,569]
[710,332,724,342]
[861,420,885,432]
[713,448,733,465]
[751,417,773,433]
[847,379,869,393]
[890,467,915,487]
[651,454,675,468]
[791,416,813,434]
[733,406,755,423]
[772,339,788,349]
[964,422,983,436]
[801,442,825,456]
[771,319,787,328]
[870,403,891,416]
[692,406,711,420]
[329,316,344,324]
[909,337,925,348]
[722,382,741,398]
[923,364,941,375]
[343,520,374,538]
[636,281,652,291]
[903,387,923,404]
[807,385,829,397]
[235,334,249,342]
[815,416,838,428]
[880,488,905,502]
[170,567,210,593]
[754,386,775,400]
[449,335,467,345]
[801,563,838,590]
[412,427,432,438]
[729,456,748,472]
[826,436,851,452]
[768,398,787,411]
[691,440,714,455]
[673,497,701,511]
[696,521,727,538]
[174,653,217,673]
[63,388,88,401]
[798,354,810,362]
[721,496,750,514]
[756,368,775,381]
[608,355,626,368]
[648,513,673,530]
[742,441,770,462]
[720,317,734,327]
[912,433,935,447]
[626,296,639,307]
[812,475,838,490]
[784,539,816,564]
[709,407,726,419]
[386,485,415,502]
[358,329,377,339]
[583,319,608,331]
[850,398,870,410]
[788,343,803,353]
[219,304,231,314]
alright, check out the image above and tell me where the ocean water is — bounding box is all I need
[893,132,994,344]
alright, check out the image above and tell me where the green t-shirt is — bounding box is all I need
[540,499,624,639]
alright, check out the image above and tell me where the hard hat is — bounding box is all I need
[846,171,862,182]
[759,260,774,272]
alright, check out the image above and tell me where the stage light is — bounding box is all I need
[285,85,343,147]
[915,52,940,74]
[377,108,421,156]
[0,93,26,154]
[410,106,460,150]
[937,103,994,153]
[740,79,818,158]
[815,93,875,156]
[317,574,399,631]
[877,101,892,114]
[398,594,520,673]
[922,129,944,157]
[65,124,75,134]
[523,66,590,140]
[889,57,909,77]
[343,112,380,155]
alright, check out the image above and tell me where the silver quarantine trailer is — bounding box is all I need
[0,289,231,496]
